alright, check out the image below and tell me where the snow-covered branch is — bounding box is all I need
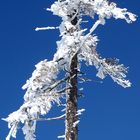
[4,0,136,140]
[35,26,59,31]
[37,114,65,121]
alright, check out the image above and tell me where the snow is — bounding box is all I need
[35,26,58,31]
[58,135,65,139]
[4,0,136,140]
[22,121,36,140]
[73,120,80,127]
[76,109,85,116]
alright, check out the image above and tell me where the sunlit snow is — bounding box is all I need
[4,0,136,140]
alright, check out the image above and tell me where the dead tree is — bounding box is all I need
[3,1,136,140]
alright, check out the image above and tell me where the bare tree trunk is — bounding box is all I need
[65,11,78,140]
[65,53,78,140]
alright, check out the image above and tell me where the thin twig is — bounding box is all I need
[36,114,66,121]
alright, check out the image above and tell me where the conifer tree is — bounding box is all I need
[3,0,136,140]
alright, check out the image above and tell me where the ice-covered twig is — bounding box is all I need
[85,19,104,39]
[47,77,69,91]
[74,19,102,56]
[78,77,92,82]
[73,120,80,127]
[76,109,85,116]
[6,122,18,140]
[35,26,59,31]
[36,114,65,121]
[58,135,65,139]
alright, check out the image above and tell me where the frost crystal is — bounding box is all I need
[58,135,65,139]
[4,0,136,140]
[73,120,80,127]
[76,109,85,116]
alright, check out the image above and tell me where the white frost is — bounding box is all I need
[35,26,58,31]
[58,135,65,139]
[4,0,136,140]
[73,120,80,127]
[76,109,85,116]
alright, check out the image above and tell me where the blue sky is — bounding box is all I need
[0,0,140,140]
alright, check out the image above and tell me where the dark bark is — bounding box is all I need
[65,53,78,140]
[65,12,78,140]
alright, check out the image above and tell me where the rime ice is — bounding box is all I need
[4,0,136,140]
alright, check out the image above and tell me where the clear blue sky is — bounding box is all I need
[0,0,140,140]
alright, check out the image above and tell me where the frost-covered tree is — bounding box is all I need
[3,0,136,140]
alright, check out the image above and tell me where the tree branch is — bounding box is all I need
[36,114,66,121]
